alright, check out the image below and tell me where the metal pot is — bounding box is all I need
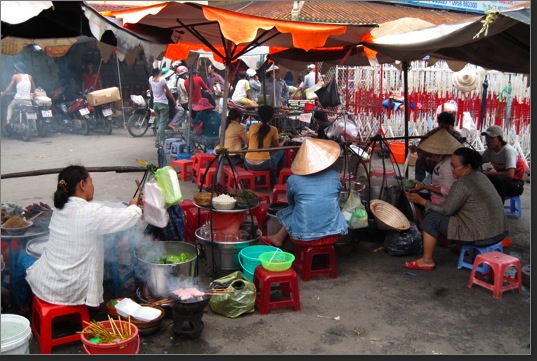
[196,229,261,272]
[135,241,198,297]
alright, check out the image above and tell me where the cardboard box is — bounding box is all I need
[86,87,121,106]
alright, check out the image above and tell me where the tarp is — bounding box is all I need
[362,4,530,74]
[105,1,378,146]
[1,1,167,65]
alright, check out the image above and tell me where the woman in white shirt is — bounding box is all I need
[231,71,258,107]
[25,165,142,310]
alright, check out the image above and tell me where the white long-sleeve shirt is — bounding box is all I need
[26,197,142,307]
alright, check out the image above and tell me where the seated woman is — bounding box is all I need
[231,71,258,107]
[222,108,249,166]
[243,105,289,185]
[407,129,461,223]
[262,138,348,248]
[191,97,222,151]
[404,147,509,271]
[21,165,142,313]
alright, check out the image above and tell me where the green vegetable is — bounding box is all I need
[158,253,192,264]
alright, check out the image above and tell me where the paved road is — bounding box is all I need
[1,130,531,355]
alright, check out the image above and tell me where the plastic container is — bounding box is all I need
[389,141,406,164]
[80,320,140,354]
[239,245,279,281]
[259,251,295,272]
[1,314,32,354]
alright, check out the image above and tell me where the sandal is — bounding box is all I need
[403,260,435,271]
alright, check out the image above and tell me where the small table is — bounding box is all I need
[1,225,49,305]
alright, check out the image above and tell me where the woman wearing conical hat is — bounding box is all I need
[261,138,348,248]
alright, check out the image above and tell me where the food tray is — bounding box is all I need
[193,201,258,212]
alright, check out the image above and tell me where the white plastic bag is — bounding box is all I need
[143,179,169,228]
[341,190,368,229]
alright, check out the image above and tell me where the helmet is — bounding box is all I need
[176,66,188,75]
[246,68,256,77]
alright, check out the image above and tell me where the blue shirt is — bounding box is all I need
[276,168,348,240]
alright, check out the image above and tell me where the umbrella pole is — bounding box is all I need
[402,61,410,179]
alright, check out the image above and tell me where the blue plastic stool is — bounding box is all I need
[164,137,182,154]
[457,241,504,273]
[504,195,522,219]
[170,141,187,158]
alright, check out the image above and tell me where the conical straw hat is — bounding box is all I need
[291,138,341,175]
[418,129,462,155]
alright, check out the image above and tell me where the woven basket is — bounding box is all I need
[370,199,410,231]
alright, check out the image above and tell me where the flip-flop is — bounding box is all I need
[403,260,435,271]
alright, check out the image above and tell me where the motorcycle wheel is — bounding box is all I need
[19,112,31,142]
[74,118,89,135]
[1,119,12,137]
[127,111,150,137]
[51,114,68,133]
[36,119,48,137]
[102,117,113,135]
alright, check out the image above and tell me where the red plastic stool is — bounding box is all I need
[291,235,339,282]
[277,167,293,184]
[254,191,270,204]
[171,159,194,181]
[249,170,271,190]
[225,167,255,190]
[467,251,522,299]
[31,297,91,354]
[197,167,217,188]
[191,153,216,184]
[271,184,287,203]
[253,266,301,315]
[247,203,269,235]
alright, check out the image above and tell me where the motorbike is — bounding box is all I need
[83,87,113,135]
[2,101,37,141]
[33,91,54,137]
[126,94,155,137]
[50,85,89,135]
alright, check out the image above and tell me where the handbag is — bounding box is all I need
[192,121,204,136]
[315,80,341,108]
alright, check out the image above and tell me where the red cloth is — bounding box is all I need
[82,72,101,91]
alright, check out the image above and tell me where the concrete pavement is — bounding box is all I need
[0,129,531,355]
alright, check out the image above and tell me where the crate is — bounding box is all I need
[86,87,121,106]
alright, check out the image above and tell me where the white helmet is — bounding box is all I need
[246,68,257,77]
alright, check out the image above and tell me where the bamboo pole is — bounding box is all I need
[1,166,147,179]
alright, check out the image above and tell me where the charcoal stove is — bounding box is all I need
[170,294,211,339]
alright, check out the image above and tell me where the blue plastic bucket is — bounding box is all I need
[239,245,279,281]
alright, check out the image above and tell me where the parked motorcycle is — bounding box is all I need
[126,94,155,137]
[84,87,113,135]
[33,89,54,137]
[50,85,89,135]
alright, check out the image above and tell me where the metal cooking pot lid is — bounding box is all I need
[26,235,49,258]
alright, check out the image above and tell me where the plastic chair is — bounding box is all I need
[290,235,339,282]
[253,266,301,315]
[504,195,522,219]
[224,167,255,190]
[457,241,504,273]
[467,251,522,299]
[31,296,91,354]
[191,153,216,184]
[164,137,182,154]
[271,184,287,203]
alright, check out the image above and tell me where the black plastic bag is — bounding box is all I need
[383,222,422,256]
[315,80,341,108]
[201,89,216,107]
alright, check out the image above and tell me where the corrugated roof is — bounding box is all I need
[88,1,476,25]
[215,1,475,24]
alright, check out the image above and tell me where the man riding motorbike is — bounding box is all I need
[1,62,35,128]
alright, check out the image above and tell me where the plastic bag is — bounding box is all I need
[325,114,359,141]
[154,166,183,208]
[383,222,422,256]
[208,271,256,318]
[315,80,341,108]
[143,179,169,228]
[341,190,368,229]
